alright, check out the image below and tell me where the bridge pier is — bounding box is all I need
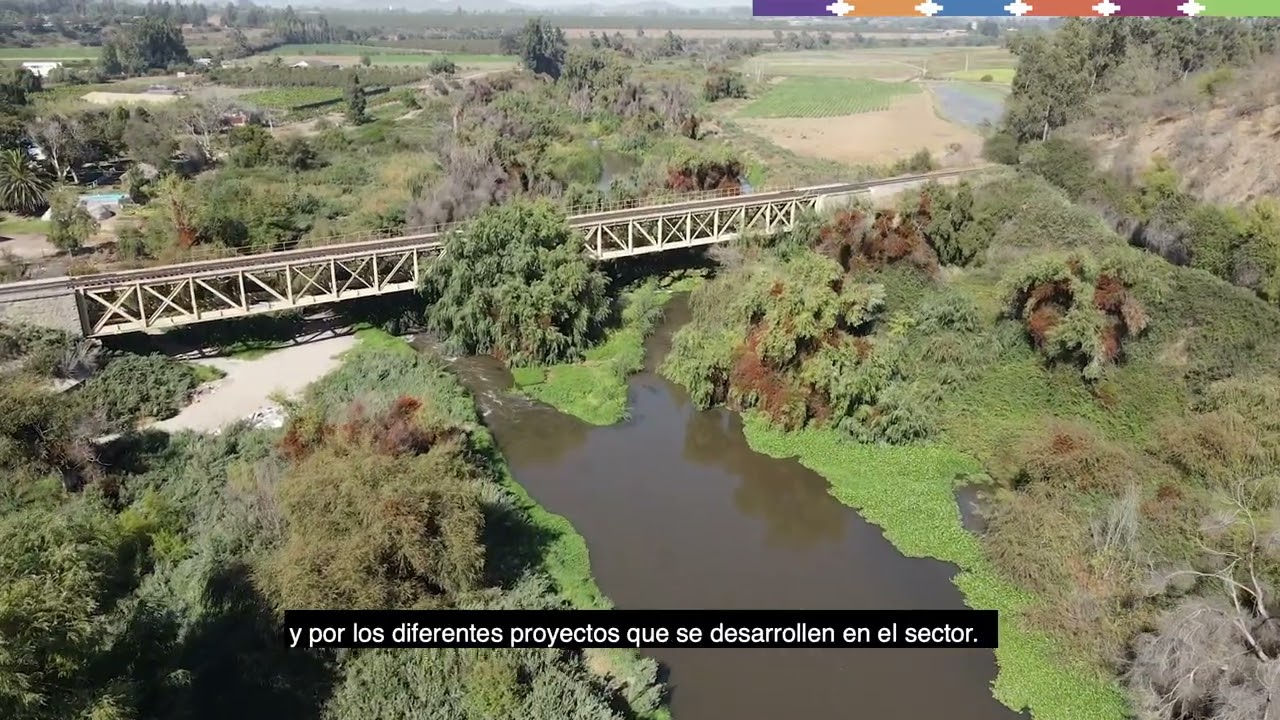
[0,289,84,336]
[815,191,869,214]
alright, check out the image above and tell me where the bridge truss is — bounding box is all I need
[75,190,823,336]
[78,245,441,336]
[584,192,819,260]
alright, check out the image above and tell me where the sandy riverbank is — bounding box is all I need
[153,334,358,433]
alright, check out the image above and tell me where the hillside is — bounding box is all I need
[1075,55,1280,207]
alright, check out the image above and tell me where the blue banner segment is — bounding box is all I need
[928,0,1020,13]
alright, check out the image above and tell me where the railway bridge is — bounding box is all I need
[0,169,973,337]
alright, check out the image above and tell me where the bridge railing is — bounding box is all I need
[75,182,822,274]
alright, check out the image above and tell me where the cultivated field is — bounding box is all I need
[81,91,184,106]
[239,86,344,110]
[946,67,1015,84]
[243,44,512,70]
[742,46,1015,82]
[561,27,970,41]
[730,46,1010,168]
[738,77,920,119]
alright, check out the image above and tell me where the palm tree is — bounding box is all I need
[0,148,51,216]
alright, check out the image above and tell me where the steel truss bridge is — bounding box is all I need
[0,169,971,337]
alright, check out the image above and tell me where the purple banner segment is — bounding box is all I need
[1115,0,1184,13]
[753,0,835,15]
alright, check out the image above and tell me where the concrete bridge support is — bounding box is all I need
[815,191,869,214]
[0,290,84,336]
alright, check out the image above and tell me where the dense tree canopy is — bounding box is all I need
[420,200,611,366]
[998,18,1280,144]
[517,18,568,80]
[100,17,190,76]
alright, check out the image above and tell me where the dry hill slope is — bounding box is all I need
[1070,56,1280,206]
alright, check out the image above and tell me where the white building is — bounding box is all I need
[20,61,62,78]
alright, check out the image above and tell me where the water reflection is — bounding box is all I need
[434,295,1023,720]
[683,407,849,550]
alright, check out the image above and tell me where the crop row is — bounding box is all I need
[239,86,344,110]
[738,77,920,119]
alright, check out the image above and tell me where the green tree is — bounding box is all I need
[344,72,367,125]
[123,111,177,172]
[100,17,191,76]
[419,200,611,366]
[0,149,50,216]
[0,500,139,720]
[227,124,281,168]
[517,18,567,80]
[1002,30,1091,143]
[99,42,123,75]
[7,68,40,95]
[47,189,98,253]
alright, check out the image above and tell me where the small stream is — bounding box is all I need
[428,296,1023,720]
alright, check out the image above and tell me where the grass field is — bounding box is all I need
[0,215,49,236]
[255,44,510,66]
[743,47,1015,82]
[738,77,920,119]
[946,68,1016,84]
[240,86,343,110]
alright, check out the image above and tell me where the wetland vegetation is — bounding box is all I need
[8,6,1280,720]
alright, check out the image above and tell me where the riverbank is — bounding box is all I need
[510,277,700,425]
[742,419,1126,720]
[324,330,671,720]
[151,334,358,433]
[503,287,1121,719]
[142,326,669,720]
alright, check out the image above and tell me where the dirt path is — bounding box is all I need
[152,335,357,433]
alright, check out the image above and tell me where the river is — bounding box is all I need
[436,296,1024,720]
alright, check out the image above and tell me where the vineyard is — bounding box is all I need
[266,43,437,56]
[737,77,921,119]
[209,65,429,88]
[239,86,344,110]
[249,44,511,65]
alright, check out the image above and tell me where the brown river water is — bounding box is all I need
[433,297,1025,720]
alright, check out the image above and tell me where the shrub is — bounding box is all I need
[1019,137,1095,200]
[703,68,747,102]
[267,397,486,609]
[979,73,994,82]
[982,132,1019,165]
[78,354,201,429]
[916,292,981,333]
[663,252,936,442]
[0,323,99,379]
[1003,250,1153,380]
[428,55,457,75]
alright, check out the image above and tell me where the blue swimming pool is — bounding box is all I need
[80,192,128,204]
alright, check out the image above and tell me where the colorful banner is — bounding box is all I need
[752,0,1280,15]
